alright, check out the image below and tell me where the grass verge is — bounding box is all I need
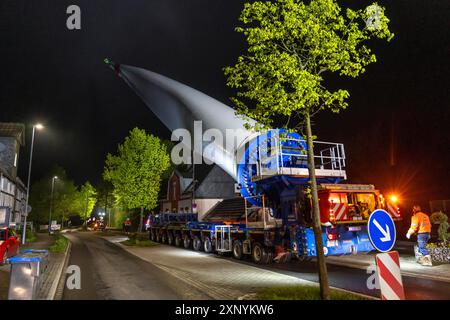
[120,239,158,247]
[254,285,369,300]
[49,233,69,253]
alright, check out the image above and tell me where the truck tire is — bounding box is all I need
[167,233,174,246]
[175,235,182,247]
[297,254,312,262]
[232,240,244,260]
[252,242,267,264]
[266,249,274,264]
[204,238,213,253]
[193,236,203,251]
[155,233,161,243]
[161,233,167,244]
[183,235,191,249]
[150,230,155,241]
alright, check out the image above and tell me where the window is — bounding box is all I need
[354,193,376,212]
[0,229,6,240]
[328,193,348,205]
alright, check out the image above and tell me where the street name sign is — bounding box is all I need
[367,209,396,252]
[375,251,405,300]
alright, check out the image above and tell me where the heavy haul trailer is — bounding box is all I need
[149,185,400,264]
[107,62,401,263]
[149,130,402,264]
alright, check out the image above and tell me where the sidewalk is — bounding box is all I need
[0,232,70,300]
[325,243,450,283]
[103,235,374,300]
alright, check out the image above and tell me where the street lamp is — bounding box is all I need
[21,123,44,244]
[48,176,58,234]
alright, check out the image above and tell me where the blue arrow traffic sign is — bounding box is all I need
[368,209,396,252]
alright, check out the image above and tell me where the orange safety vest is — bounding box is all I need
[408,212,431,234]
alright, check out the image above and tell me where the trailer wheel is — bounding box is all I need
[150,230,155,241]
[204,238,213,253]
[183,235,191,249]
[155,232,161,242]
[193,236,203,251]
[161,233,167,244]
[261,247,272,264]
[298,255,312,262]
[232,240,244,260]
[252,242,267,264]
[266,249,274,264]
[175,235,182,247]
[167,233,174,246]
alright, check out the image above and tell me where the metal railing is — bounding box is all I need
[252,136,346,181]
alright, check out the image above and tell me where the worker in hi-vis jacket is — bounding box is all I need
[406,205,432,266]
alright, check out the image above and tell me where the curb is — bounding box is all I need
[46,237,71,300]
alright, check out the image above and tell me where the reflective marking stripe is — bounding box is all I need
[333,203,347,220]
[376,251,405,300]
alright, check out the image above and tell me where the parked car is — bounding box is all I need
[0,227,20,265]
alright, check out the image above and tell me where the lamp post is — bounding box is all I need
[22,123,44,245]
[48,176,58,234]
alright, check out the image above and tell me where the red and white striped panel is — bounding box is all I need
[331,203,348,221]
[387,202,401,218]
[376,251,405,300]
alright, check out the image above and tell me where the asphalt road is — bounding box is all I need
[62,232,450,300]
[62,232,209,300]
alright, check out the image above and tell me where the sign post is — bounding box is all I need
[367,209,405,300]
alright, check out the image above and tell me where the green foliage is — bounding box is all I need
[430,211,450,242]
[255,285,368,300]
[224,0,393,130]
[29,166,85,224]
[103,128,171,212]
[121,233,157,247]
[96,179,115,212]
[18,228,36,243]
[77,181,97,222]
[49,233,68,253]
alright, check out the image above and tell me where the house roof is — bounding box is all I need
[160,164,236,200]
[0,123,25,145]
[184,164,236,199]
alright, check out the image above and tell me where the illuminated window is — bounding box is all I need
[328,193,348,204]
[354,193,376,212]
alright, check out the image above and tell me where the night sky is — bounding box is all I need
[0,0,449,208]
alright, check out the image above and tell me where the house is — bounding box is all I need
[159,164,237,220]
[0,123,27,226]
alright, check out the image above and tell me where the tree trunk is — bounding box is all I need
[138,207,144,232]
[305,112,330,300]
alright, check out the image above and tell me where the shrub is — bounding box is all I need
[430,211,450,242]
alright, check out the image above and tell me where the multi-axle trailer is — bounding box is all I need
[148,131,401,264]
[106,60,401,264]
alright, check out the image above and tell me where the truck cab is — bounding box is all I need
[318,184,401,225]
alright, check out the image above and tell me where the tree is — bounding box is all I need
[29,166,80,226]
[96,179,116,227]
[78,181,97,227]
[103,128,171,232]
[224,0,393,299]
